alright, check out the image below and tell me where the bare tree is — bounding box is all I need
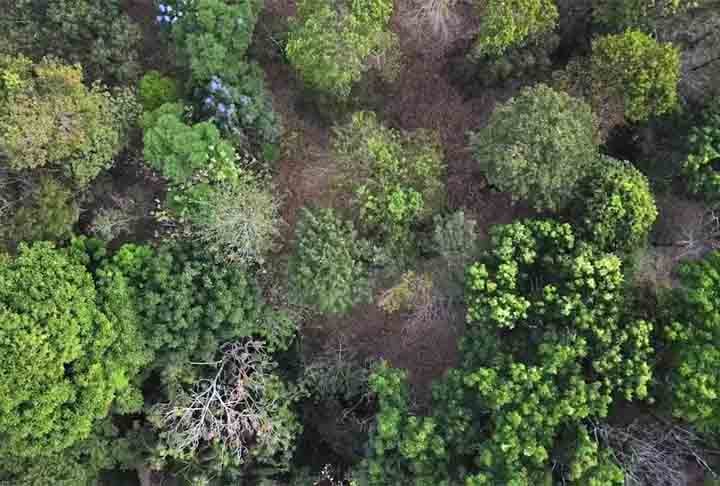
[592,421,717,486]
[674,203,720,260]
[151,341,281,460]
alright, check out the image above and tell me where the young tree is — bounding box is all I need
[286,0,396,97]
[591,30,680,122]
[576,157,658,254]
[472,0,559,58]
[289,207,372,315]
[0,241,149,463]
[0,55,138,185]
[333,111,446,241]
[470,84,599,211]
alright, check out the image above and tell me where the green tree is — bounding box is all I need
[576,157,658,254]
[169,0,262,84]
[593,0,703,31]
[470,84,599,211]
[103,241,296,385]
[286,0,396,97]
[0,241,149,462]
[0,0,142,85]
[683,97,720,198]
[591,30,680,122]
[289,207,372,315]
[472,0,559,58]
[0,55,138,185]
[138,70,180,112]
[334,111,446,242]
[665,251,720,435]
[142,102,236,183]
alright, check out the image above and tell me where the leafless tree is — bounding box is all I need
[592,421,717,486]
[674,203,720,260]
[151,341,280,461]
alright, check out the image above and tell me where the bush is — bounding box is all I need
[0,0,142,85]
[334,111,446,241]
[286,0,396,97]
[665,251,720,435]
[167,0,262,84]
[577,157,658,254]
[593,0,699,31]
[191,171,283,266]
[103,241,297,385]
[289,208,372,315]
[8,176,79,243]
[591,30,680,122]
[0,241,149,461]
[470,84,598,211]
[142,102,236,183]
[0,56,138,185]
[139,70,180,112]
[471,0,559,58]
[683,97,720,198]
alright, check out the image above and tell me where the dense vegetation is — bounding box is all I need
[1,0,720,484]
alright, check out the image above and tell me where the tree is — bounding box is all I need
[333,111,446,242]
[591,30,680,122]
[665,251,720,435]
[0,241,149,462]
[0,0,142,85]
[593,0,705,31]
[472,0,559,58]
[289,207,372,315]
[286,0,396,97]
[683,97,720,198]
[167,0,262,84]
[470,84,599,211]
[103,241,296,385]
[142,102,236,183]
[138,70,180,112]
[191,171,282,266]
[576,157,658,254]
[0,55,138,185]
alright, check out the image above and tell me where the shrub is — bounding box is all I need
[142,102,236,183]
[0,0,142,85]
[432,210,480,274]
[334,111,446,241]
[286,0,396,97]
[683,97,720,198]
[103,241,297,384]
[470,84,598,211]
[577,157,658,254]
[167,0,262,84]
[593,0,700,31]
[0,56,137,185]
[665,251,720,435]
[591,30,680,122]
[139,70,180,112]
[191,171,283,266]
[0,241,149,461]
[471,0,559,58]
[289,208,372,315]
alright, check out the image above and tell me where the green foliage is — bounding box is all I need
[593,0,700,31]
[289,207,372,315]
[0,241,149,461]
[8,176,79,243]
[683,97,720,198]
[472,0,559,58]
[470,84,598,211]
[286,0,396,97]
[138,70,180,112]
[665,251,720,435]
[170,0,262,84]
[0,0,142,85]
[432,211,480,274]
[577,157,658,254]
[334,111,446,241]
[0,55,137,185]
[142,102,236,183]
[191,171,282,266]
[591,30,680,122]
[103,241,296,385]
